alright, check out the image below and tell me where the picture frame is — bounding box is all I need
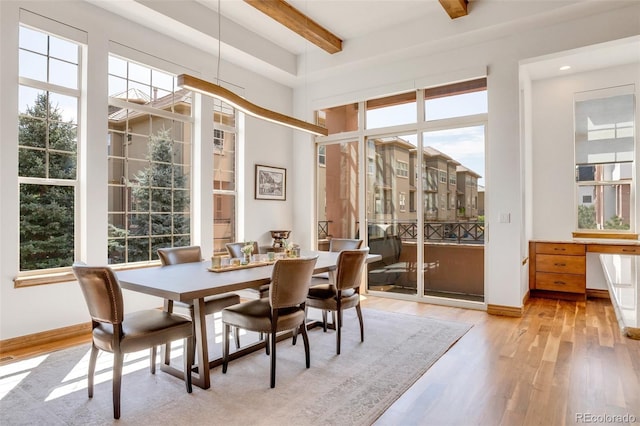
[255,164,286,201]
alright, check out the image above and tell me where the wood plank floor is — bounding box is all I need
[3,295,639,425]
[365,296,640,426]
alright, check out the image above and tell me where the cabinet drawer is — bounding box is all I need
[536,254,585,275]
[587,245,640,255]
[535,272,585,293]
[536,243,585,256]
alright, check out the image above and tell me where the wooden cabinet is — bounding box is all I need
[529,241,586,299]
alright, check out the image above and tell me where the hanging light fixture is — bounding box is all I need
[178,0,325,136]
[178,74,328,136]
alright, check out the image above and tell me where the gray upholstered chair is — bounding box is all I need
[72,263,193,419]
[225,241,260,258]
[226,241,270,299]
[221,256,318,388]
[310,238,363,329]
[306,248,369,355]
[157,246,241,350]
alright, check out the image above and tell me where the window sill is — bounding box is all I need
[14,261,162,288]
[572,232,639,241]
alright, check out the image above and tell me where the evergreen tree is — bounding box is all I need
[124,127,190,262]
[577,205,597,229]
[19,93,76,270]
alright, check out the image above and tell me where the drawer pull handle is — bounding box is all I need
[553,281,566,285]
[553,248,566,251]
[622,248,636,253]
[554,263,566,267]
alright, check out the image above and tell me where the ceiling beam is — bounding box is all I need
[244,0,342,54]
[438,0,468,19]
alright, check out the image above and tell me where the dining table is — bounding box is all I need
[116,250,381,389]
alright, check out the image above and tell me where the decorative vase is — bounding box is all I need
[242,253,250,265]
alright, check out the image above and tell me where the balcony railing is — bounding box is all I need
[369,220,484,244]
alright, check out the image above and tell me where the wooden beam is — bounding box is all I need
[244,0,342,54]
[178,74,328,136]
[438,0,468,19]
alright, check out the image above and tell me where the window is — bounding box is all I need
[18,25,81,272]
[399,192,406,212]
[396,160,408,178]
[107,55,193,264]
[366,92,416,129]
[318,144,326,166]
[439,170,447,184]
[575,85,635,232]
[212,98,238,254]
[213,129,224,154]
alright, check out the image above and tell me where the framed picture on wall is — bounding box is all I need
[255,164,286,201]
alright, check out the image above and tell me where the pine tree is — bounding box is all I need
[19,93,76,270]
[124,127,190,262]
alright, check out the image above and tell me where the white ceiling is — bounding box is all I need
[89,0,640,87]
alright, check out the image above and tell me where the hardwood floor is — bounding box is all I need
[366,296,640,426]
[2,295,639,425]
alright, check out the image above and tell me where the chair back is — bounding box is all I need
[72,263,124,325]
[335,248,369,292]
[226,241,259,258]
[158,245,202,265]
[270,256,318,309]
[329,238,363,252]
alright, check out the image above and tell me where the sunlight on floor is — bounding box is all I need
[0,354,48,400]
[0,341,188,402]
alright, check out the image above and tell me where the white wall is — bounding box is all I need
[530,63,640,240]
[291,4,640,309]
[0,1,295,339]
[528,63,640,289]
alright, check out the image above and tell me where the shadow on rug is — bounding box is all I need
[0,309,471,426]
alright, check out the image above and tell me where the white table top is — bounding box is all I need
[599,254,640,339]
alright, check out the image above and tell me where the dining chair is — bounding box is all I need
[157,246,242,350]
[226,241,270,299]
[72,263,194,419]
[225,241,260,258]
[306,248,369,355]
[221,256,318,388]
[310,238,363,330]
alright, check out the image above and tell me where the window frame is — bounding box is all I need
[16,24,82,280]
[573,85,636,236]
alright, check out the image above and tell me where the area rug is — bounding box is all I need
[0,309,471,426]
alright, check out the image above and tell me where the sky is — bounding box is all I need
[366,91,487,186]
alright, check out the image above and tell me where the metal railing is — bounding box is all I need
[368,220,484,244]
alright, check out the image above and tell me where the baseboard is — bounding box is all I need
[587,288,611,299]
[0,322,91,358]
[487,304,524,317]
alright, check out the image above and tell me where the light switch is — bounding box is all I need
[499,213,511,223]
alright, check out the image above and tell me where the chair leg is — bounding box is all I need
[113,351,124,419]
[321,310,328,332]
[265,333,270,355]
[270,330,277,388]
[301,323,310,368]
[336,309,342,355]
[355,303,364,342]
[234,326,241,349]
[292,326,298,345]
[222,323,230,374]
[88,343,99,398]
[183,336,193,393]
[150,346,157,374]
